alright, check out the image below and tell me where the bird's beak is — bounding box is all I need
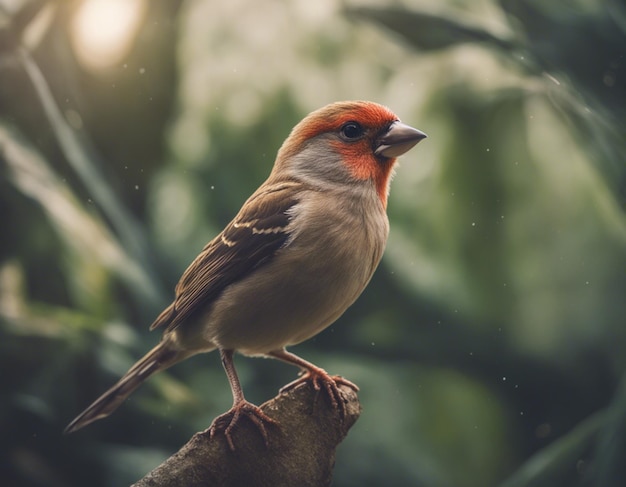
[375,122,427,158]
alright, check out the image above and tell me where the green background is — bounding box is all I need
[1,0,624,486]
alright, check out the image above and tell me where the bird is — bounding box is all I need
[64,100,426,450]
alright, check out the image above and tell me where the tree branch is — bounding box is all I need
[132,383,361,487]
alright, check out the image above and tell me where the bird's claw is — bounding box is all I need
[207,400,278,451]
[280,369,358,419]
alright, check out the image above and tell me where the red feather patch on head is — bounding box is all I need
[280,101,400,206]
[290,101,398,144]
[329,137,396,206]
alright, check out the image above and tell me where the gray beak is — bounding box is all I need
[374,121,427,158]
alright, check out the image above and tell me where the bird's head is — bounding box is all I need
[274,101,426,207]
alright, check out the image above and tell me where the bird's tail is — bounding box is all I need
[64,342,185,434]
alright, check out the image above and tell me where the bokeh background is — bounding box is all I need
[1,0,625,486]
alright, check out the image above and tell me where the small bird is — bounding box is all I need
[65,101,426,449]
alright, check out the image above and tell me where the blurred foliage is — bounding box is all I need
[0,0,624,486]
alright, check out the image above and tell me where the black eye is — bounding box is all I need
[340,122,364,140]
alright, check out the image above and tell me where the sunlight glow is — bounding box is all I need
[70,0,147,71]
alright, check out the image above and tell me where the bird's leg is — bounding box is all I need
[207,349,277,451]
[268,348,358,419]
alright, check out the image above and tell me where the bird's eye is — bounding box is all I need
[340,122,364,140]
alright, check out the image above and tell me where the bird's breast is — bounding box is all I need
[201,188,389,354]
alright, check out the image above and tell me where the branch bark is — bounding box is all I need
[131,383,361,487]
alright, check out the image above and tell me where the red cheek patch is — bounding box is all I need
[332,140,376,180]
[331,140,395,207]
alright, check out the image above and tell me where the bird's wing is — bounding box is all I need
[150,180,304,333]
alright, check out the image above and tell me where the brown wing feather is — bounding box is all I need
[150,181,304,333]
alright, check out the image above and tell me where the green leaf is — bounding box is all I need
[497,411,605,487]
[346,7,515,52]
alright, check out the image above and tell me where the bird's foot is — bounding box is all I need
[207,400,278,451]
[279,367,358,419]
